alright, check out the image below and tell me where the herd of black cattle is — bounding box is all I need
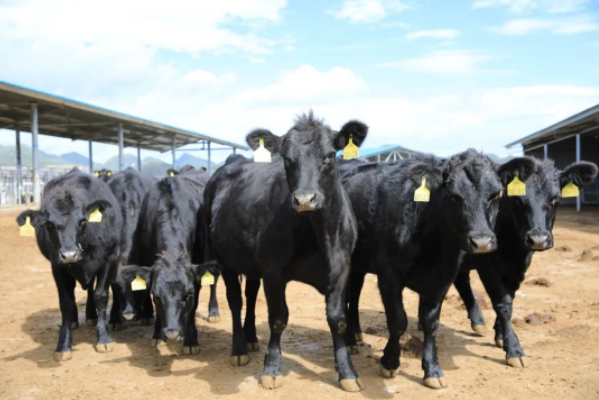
[16,112,599,392]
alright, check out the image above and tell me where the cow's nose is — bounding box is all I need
[164,329,182,340]
[292,191,318,212]
[526,233,550,250]
[59,248,80,264]
[122,312,135,321]
[469,236,496,254]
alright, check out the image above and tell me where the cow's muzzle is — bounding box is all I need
[59,248,81,264]
[292,191,321,212]
[526,232,552,250]
[468,235,497,254]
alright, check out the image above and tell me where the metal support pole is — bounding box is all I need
[233,147,236,154]
[137,147,142,171]
[118,123,124,171]
[15,124,21,205]
[377,154,381,162]
[207,141,211,175]
[88,140,93,173]
[31,102,40,203]
[172,136,177,169]
[576,134,581,212]
[543,144,548,160]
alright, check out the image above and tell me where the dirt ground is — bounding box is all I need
[1,207,599,400]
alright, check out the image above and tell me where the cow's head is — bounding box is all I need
[117,254,220,339]
[499,158,598,251]
[408,150,504,254]
[17,196,112,265]
[94,169,112,182]
[246,111,368,213]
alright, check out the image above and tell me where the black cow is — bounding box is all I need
[203,112,367,392]
[452,158,598,367]
[95,169,112,182]
[114,168,219,354]
[339,150,506,389]
[102,168,157,328]
[17,168,123,361]
[166,164,204,176]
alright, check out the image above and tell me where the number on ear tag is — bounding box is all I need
[561,181,579,198]
[88,208,103,223]
[20,216,36,237]
[343,135,359,160]
[254,138,272,163]
[507,172,526,196]
[201,272,215,286]
[414,177,430,202]
[131,275,147,291]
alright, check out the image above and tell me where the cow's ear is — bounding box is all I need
[407,162,443,192]
[559,161,598,188]
[85,199,112,216]
[498,157,536,187]
[246,129,282,154]
[119,265,153,285]
[334,120,368,151]
[16,209,45,228]
[193,261,222,284]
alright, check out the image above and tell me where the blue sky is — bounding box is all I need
[1,0,598,164]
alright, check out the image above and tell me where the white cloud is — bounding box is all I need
[330,0,411,23]
[404,29,460,41]
[473,0,590,14]
[377,50,495,75]
[490,16,599,35]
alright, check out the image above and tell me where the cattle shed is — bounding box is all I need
[0,80,248,204]
[506,103,599,211]
[356,144,422,162]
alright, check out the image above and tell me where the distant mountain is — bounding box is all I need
[61,152,89,166]
[0,144,72,167]
[486,153,514,164]
[175,153,218,170]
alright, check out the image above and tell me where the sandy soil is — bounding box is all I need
[1,207,599,400]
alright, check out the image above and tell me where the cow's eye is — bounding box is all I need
[550,198,559,207]
[184,293,194,302]
[284,158,291,168]
[79,219,87,228]
[489,192,501,202]
[450,195,462,203]
[323,153,335,165]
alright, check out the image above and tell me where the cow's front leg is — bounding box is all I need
[454,271,486,335]
[140,293,154,325]
[378,278,407,380]
[419,295,447,389]
[345,270,366,354]
[109,284,123,331]
[326,269,362,393]
[222,268,249,366]
[207,275,220,323]
[478,267,527,368]
[52,266,77,361]
[93,269,114,353]
[244,278,261,352]
[182,284,200,355]
[260,275,288,390]
[85,286,97,326]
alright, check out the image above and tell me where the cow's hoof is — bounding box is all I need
[141,318,154,326]
[247,342,260,352]
[182,345,200,355]
[95,342,114,353]
[86,319,97,327]
[230,355,250,367]
[70,322,80,330]
[53,351,72,361]
[379,365,399,378]
[349,345,360,355]
[472,324,486,336]
[355,333,363,343]
[506,357,528,368]
[495,339,504,349]
[259,374,284,389]
[423,377,448,389]
[112,323,123,332]
[208,315,221,323]
[339,378,364,392]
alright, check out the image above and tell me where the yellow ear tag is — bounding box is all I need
[343,134,359,160]
[414,177,430,202]
[131,274,147,291]
[507,171,526,197]
[169,171,174,176]
[107,171,111,177]
[254,138,271,163]
[561,181,579,198]
[20,216,36,237]
[201,272,215,286]
[94,171,99,177]
[88,208,103,223]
